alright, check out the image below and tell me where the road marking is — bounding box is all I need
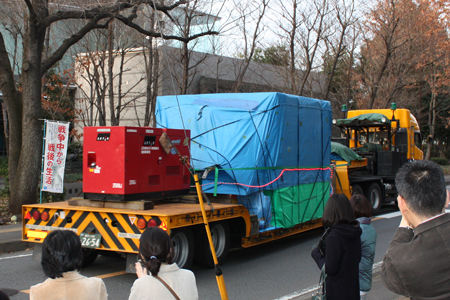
[0,253,32,260]
[375,209,450,220]
[274,261,384,300]
[0,227,21,233]
[95,270,127,279]
[374,211,402,219]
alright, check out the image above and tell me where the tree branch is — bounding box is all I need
[115,16,218,42]
[41,17,111,75]
[23,0,36,20]
[40,0,187,27]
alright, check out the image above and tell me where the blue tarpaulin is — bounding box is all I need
[155,92,332,196]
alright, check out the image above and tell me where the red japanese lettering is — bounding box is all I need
[45,167,53,176]
[56,143,64,150]
[47,152,55,161]
[48,144,56,152]
[57,134,66,143]
[58,125,66,134]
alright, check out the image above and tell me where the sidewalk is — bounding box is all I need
[293,264,408,300]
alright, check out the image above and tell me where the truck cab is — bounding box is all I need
[332,108,423,213]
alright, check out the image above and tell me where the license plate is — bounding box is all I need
[80,233,101,249]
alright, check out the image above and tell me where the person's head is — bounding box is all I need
[349,194,373,218]
[322,193,356,228]
[0,290,10,300]
[396,160,447,219]
[139,227,174,276]
[41,230,83,279]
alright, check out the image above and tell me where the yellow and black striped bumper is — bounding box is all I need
[23,206,168,253]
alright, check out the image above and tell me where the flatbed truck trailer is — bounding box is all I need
[22,197,322,269]
[22,93,333,269]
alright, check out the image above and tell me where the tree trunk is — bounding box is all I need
[108,25,116,126]
[425,76,436,161]
[0,32,22,195]
[8,20,46,214]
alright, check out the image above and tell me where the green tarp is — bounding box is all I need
[331,142,363,162]
[264,182,330,228]
[335,113,390,126]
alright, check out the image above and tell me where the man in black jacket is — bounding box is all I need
[382,160,450,299]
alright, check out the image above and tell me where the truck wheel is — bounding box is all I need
[366,182,382,215]
[352,184,364,195]
[82,248,98,267]
[171,227,194,269]
[194,221,230,268]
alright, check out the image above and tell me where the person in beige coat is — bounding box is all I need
[30,230,107,300]
[129,227,198,300]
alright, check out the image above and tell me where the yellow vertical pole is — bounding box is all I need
[193,173,229,300]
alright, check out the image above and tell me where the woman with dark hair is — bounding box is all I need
[129,227,198,300]
[350,194,377,299]
[311,193,362,300]
[30,230,107,300]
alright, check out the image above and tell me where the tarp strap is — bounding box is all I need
[214,167,219,196]
[195,165,331,172]
[196,166,332,193]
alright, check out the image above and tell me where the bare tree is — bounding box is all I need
[321,0,357,101]
[0,0,218,213]
[271,0,331,96]
[230,0,269,92]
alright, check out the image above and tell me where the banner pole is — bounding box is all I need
[40,120,47,204]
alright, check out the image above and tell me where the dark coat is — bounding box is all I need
[311,223,362,300]
[358,217,377,292]
[382,213,450,300]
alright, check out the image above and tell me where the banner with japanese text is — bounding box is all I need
[41,121,70,193]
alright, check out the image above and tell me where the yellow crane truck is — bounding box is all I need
[331,106,423,213]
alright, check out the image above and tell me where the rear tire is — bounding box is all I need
[366,182,382,215]
[82,248,98,267]
[171,227,195,269]
[352,184,364,195]
[194,221,230,268]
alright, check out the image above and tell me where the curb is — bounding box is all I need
[0,240,33,253]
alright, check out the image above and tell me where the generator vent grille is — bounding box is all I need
[166,166,181,176]
[148,175,160,185]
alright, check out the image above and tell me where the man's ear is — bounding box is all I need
[445,190,450,208]
[397,195,408,213]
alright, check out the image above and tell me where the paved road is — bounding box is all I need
[1,205,404,300]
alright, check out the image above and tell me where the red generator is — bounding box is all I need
[83,126,191,201]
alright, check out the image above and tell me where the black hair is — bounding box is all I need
[322,193,357,228]
[139,227,174,276]
[0,290,10,300]
[41,230,83,279]
[349,194,373,218]
[396,160,446,217]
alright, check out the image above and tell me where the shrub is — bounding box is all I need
[431,157,449,166]
[65,173,82,183]
[0,156,7,177]
[68,142,83,160]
